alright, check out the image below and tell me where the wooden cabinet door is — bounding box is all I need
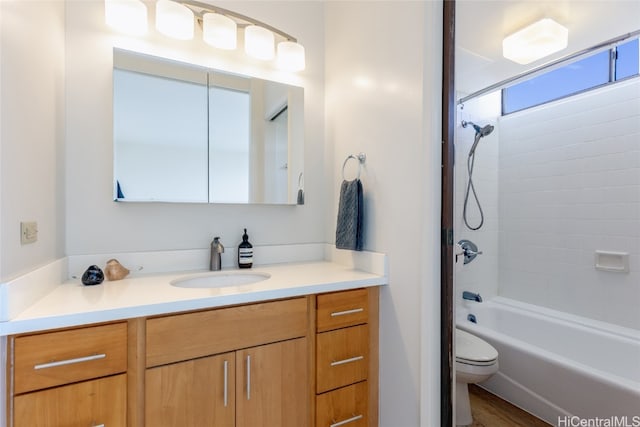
[236,337,308,427]
[14,374,126,427]
[145,353,235,427]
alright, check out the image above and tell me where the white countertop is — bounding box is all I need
[0,260,386,336]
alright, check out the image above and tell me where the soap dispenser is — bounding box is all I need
[210,237,224,271]
[238,228,253,269]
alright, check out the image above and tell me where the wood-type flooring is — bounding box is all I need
[468,385,551,427]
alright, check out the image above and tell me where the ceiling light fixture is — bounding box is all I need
[105,0,306,72]
[503,18,569,65]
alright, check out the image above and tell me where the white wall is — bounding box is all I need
[0,1,66,424]
[498,79,640,329]
[0,1,66,282]
[325,2,442,425]
[65,0,326,257]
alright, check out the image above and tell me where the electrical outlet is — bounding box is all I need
[20,221,38,244]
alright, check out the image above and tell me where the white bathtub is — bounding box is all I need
[457,297,640,424]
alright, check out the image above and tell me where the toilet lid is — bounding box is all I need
[456,328,498,363]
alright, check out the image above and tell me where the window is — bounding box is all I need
[616,38,640,80]
[502,38,639,114]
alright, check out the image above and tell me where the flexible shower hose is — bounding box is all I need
[463,149,484,230]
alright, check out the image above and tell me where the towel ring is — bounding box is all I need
[341,153,367,181]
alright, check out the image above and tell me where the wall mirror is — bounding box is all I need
[113,48,304,205]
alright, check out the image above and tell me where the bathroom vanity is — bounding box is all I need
[1,260,383,427]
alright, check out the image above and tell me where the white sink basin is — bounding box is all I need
[171,272,271,289]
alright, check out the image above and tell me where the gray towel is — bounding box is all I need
[335,179,363,251]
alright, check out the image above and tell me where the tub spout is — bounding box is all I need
[463,291,482,303]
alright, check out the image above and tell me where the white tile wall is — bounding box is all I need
[498,79,640,330]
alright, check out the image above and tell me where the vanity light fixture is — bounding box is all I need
[244,25,275,60]
[104,0,148,36]
[277,41,306,72]
[156,0,195,40]
[202,13,237,50]
[503,18,569,65]
[105,0,305,72]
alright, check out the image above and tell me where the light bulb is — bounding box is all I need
[203,13,237,50]
[244,25,275,60]
[277,41,305,72]
[155,0,194,40]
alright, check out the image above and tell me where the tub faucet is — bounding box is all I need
[210,237,224,271]
[463,291,482,303]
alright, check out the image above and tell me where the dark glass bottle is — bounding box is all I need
[238,228,253,269]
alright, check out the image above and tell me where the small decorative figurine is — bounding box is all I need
[81,265,104,286]
[105,259,130,281]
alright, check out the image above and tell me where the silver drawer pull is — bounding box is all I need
[92,424,105,427]
[330,308,364,317]
[330,355,364,367]
[34,354,106,370]
[246,355,251,400]
[223,360,228,407]
[331,414,363,427]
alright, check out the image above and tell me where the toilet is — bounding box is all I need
[455,328,499,426]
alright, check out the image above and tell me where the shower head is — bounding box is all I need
[462,120,494,137]
[477,123,494,137]
[462,120,494,156]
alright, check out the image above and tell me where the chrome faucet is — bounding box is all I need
[462,291,482,303]
[210,237,224,271]
[458,239,483,264]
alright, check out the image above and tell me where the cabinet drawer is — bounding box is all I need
[147,297,308,367]
[316,325,368,393]
[14,374,127,427]
[317,289,368,333]
[13,322,128,394]
[316,381,368,427]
